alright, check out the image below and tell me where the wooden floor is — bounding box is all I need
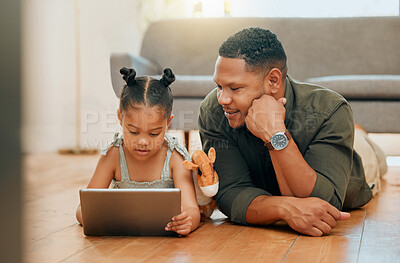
[23,153,400,263]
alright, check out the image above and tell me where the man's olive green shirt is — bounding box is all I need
[199,76,372,224]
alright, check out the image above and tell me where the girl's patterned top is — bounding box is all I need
[101,132,191,189]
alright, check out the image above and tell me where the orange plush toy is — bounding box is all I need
[183,148,219,220]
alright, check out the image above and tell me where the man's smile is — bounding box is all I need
[223,108,240,118]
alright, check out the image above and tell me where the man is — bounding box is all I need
[198,27,374,236]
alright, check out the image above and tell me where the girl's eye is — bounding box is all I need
[150,133,160,137]
[129,131,138,135]
[231,87,241,91]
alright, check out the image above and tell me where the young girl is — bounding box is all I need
[76,67,200,235]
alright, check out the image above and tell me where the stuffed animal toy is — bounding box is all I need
[183,147,219,220]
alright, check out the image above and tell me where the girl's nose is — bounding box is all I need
[138,136,149,146]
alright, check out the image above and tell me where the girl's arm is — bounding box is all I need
[76,147,117,225]
[167,151,200,235]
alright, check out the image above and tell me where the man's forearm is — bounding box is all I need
[270,139,316,197]
[246,194,349,236]
[246,195,285,224]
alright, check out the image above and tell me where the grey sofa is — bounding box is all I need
[110,17,400,133]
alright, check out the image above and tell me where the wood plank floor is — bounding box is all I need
[23,153,400,263]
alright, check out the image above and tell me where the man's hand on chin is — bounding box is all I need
[245,94,287,142]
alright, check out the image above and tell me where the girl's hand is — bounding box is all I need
[165,210,193,235]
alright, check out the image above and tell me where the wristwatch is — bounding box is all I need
[265,129,291,150]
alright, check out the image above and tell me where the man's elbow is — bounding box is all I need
[291,172,317,198]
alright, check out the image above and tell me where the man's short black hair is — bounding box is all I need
[219,27,287,77]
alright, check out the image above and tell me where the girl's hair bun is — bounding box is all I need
[120,67,136,86]
[160,68,175,87]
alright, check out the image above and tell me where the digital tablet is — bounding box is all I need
[79,188,181,236]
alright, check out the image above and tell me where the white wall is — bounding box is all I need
[79,0,143,151]
[22,0,144,153]
[22,0,75,153]
[229,0,399,17]
[21,0,400,153]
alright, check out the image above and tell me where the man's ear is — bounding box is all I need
[117,108,123,126]
[264,68,283,95]
[167,114,174,127]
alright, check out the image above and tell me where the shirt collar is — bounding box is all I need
[283,75,295,129]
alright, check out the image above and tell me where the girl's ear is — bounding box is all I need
[167,114,174,127]
[117,108,123,126]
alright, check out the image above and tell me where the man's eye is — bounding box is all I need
[150,133,160,137]
[231,87,241,91]
[129,131,138,135]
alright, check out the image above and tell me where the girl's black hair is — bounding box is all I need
[119,67,175,118]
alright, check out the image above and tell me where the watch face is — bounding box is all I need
[271,133,288,150]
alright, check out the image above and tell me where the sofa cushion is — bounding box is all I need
[110,53,160,98]
[348,101,400,133]
[306,75,400,99]
[171,75,215,97]
[111,73,215,99]
[141,17,400,80]
[140,75,215,98]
